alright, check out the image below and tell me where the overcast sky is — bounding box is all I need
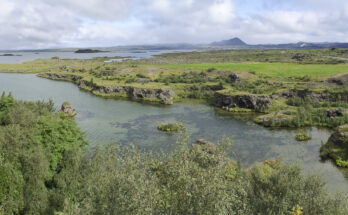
[1,0,348,50]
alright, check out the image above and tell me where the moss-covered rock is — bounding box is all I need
[320,124,348,167]
[213,92,272,111]
[255,111,294,127]
[58,102,76,117]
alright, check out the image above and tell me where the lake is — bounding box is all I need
[0,49,184,64]
[1,73,348,193]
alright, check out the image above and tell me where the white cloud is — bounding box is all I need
[209,0,235,24]
[0,0,348,49]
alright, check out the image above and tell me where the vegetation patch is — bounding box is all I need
[295,132,312,141]
[157,122,185,133]
[0,95,348,214]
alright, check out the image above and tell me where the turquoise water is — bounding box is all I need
[1,73,348,193]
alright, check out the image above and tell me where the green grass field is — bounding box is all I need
[158,62,348,78]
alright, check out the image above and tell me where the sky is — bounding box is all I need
[1,0,348,50]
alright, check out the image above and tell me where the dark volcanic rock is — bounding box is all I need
[100,71,117,76]
[97,85,175,104]
[203,85,224,91]
[40,73,82,82]
[327,74,348,86]
[327,125,348,148]
[229,73,242,83]
[41,73,175,104]
[281,89,348,102]
[213,93,272,110]
[320,124,348,167]
[327,108,345,118]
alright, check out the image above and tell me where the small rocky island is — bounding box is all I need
[75,49,109,53]
[320,124,348,167]
[0,53,21,56]
[58,101,77,117]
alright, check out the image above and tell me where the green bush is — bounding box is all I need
[1,97,348,214]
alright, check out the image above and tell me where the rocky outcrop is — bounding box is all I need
[327,108,345,118]
[58,102,76,116]
[255,112,294,127]
[81,81,175,104]
[320,125,348,167]
[213,93,272,111]
[281,89,348,102]
[40,73,175,104]
[229,73,242,83]
[40,73,83,82]
[327,125,348,148]
[327,74,348,86]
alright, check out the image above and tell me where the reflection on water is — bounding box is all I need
[0,73,347,193]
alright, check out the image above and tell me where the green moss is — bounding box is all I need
[295,133,312,141]
[223,106,253,113]
[157,123,185,133]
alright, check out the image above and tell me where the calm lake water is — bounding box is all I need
[0,49,182,64]
[1,73,348,193]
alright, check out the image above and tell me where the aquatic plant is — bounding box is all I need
[157,122,185,133]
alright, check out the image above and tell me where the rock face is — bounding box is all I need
[255,112,293,127]
[58,102,76,116]
[327,108,345,118]
[40,73,83,82]
[281,89,348,102]
[229,73,242,83]
[213,93,272,110]
[90,81,175,104]
[327,125,348,147]
[41,73,175,105]
[320,124,348,167]
[327,74,348,86]
[192,139,217,154]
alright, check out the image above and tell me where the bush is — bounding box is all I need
[1,97,348,214]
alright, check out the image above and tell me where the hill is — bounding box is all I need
[211,37,248,46]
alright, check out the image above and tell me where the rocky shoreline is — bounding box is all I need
[39,72,348,130]
[39,73,175,104]
[320,124,348,167]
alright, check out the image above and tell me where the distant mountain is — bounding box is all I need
[209,37,348,49]
[211,37,247,46]
[256,42,348,49]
